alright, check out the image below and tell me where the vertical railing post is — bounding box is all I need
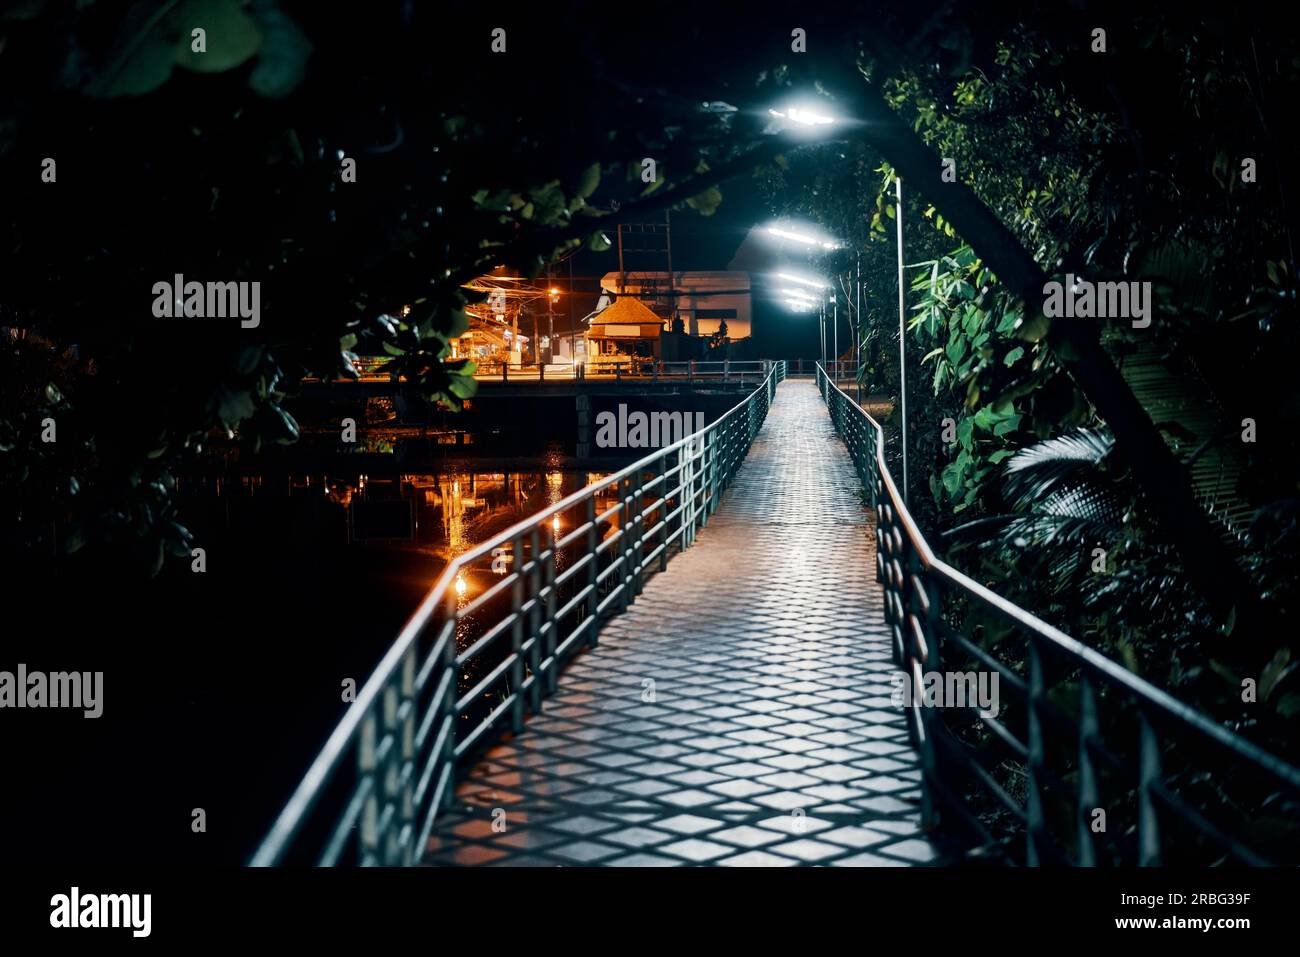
[1026,641,1048,865]
[585,494,599,647]
[631,472,645,599]
[398,647,417,864]
[509,534,525,733]
[680,439,694,549]
[618,476,632,612]
[380,680,400,865]
[543,520,559,694]
[358,705,378,864]
[439,586,458,811]
[527,526,543,714]
[1077,675,1100,866]
[703,429,716,521]
[1138,714,1162,866]
[658,451,670,571]
[913,564,942,833]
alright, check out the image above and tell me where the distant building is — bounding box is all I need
[585,295,665,360]
[599,271,751,341]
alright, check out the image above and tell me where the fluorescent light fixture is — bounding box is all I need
[778,288,820,302]
[768,107,836,127]
[774,272,829,290]
[765,225,840,250]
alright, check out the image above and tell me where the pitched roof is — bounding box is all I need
[590,296,664,326]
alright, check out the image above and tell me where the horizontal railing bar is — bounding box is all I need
[553,558,593,591]
[458,572,519,620]
[555,617,596,658]
[455,652,518,713]
[414,670,454,754]
[554,586,594,622]
[455,614,517,667]
[1149,781,1271,866]
[319,774,373,867]
[454,693,519,759]
[414,628,452,695]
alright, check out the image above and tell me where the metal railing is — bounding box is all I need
[475,358,775,384]
[251,361,786,865]
[816,364,1300,866]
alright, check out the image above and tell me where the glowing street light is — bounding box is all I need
[774,272,829,290]
[454,574,468,597]
[768,106,836,127]
[765,225,840,251]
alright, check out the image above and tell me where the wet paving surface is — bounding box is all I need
[426,380,943,866]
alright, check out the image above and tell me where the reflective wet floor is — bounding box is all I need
[426,380,942,866]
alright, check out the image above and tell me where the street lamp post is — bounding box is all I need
[546,267,555,366]
[855,253,862,407]
[819,300,826,369]
[832,293,839,384]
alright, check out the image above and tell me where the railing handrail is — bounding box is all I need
[816,362,1300,865]
[817,364,1300,786]
[252,360,787,865]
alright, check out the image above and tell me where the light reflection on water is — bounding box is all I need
[180,463,620,654]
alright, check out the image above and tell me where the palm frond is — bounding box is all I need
[1004,428,1115,505]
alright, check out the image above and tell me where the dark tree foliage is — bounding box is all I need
[0,0,792,573]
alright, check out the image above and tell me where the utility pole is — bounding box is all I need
[833,292,839,384]
[617,223,626,294]
[665,209,674,331]
[856,252,862,407]
[568,256,576,369]
[511,303,520,367]
[819,300,826,369]
[546,264,555,366]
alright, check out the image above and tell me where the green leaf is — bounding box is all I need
[1014,311,1051,343]
[993,414,1022,437]
[448,375,478,399]
[216,387,256,426]
[84,3,179,98]
[1276,691,1300,718]
[247,0,311,98]
[941,463,962,494]
[446,308,470,340]
[576,163,601,199]
[685,185,723,216]
[1004,346,1025,366]
[174,0,263,74]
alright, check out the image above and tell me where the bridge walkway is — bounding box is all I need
[425,380,941,866]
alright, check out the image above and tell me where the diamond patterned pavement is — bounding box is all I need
[425,379,942,866]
